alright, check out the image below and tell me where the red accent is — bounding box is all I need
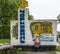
[35,41,40,46]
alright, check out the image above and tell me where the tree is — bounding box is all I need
[28,11,34,20]
[57,14,60,41]
[0,0,18,19]
[0,0,18,39]
[28,14,34,20]
[0,0,34,39]
[57,14,60,23]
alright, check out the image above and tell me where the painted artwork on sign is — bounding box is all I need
[10,0,57,46]
[30,21,54,41]
[18,0,28,8]
[11,23,18,39]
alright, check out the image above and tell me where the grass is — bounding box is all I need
[17,51,56,54]
[17,51,26,54]
[18,48,23,51]
[0,50,3,54]
[0,39,10,44]
[48,51,56,54]
[56,46,60,52]
[58,42,60,44]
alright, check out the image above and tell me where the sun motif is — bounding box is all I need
[18,0,28,8]
[11,23,18,39]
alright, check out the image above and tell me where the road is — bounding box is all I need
[0,43,60,54]
[18,51,59,54]
[56,52,60,54]
[27,52,48,54]
[26,51,60,54]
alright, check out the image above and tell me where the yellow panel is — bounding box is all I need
[30,21,53,34]
[30,22,53,40]
[19,0,28,8]
[48,27,52,34]
[42,22,52,34]
[30,22,42,34]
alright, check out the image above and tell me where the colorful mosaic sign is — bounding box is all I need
[10,0,57,46]
[18,0,28,8]
[30,21,53,41]
[11,23,18,39]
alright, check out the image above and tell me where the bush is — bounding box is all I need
[18,48,23,51]
[56,46,60,52]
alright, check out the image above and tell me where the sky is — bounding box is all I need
[27,0,60,31]
[28,0,60,19]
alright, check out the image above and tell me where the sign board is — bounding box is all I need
[10,20,20,45]
[10,0,57,46]
[18,8,28,45]
[11,19,57,46]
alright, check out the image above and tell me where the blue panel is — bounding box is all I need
[20,36,25,39]
[38,35,54,41]
[20,37,25,43]
[20,40,25,43]
[20,29,25,32]
[20,14,25,18]
[20,21,24,25]
[20,17,25,20]
[20,10,25,13]
[20,32,25,35]
[20,25,25,28]
[20,9,25,43]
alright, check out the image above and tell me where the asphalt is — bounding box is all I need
[27,52,48,54]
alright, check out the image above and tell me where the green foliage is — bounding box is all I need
[18,48,23,51]
[28,14,34,20]
[56,46,60,52]
[0,0,18,18]
[57,14,60,23]
[0,50,3,54]
[48,51,56,54]
[57,32,60,38]
[0,39,10,44]
[28,11,34,20]
[0,0,18,39]
[17,51,26,54]
[0,0,34,39]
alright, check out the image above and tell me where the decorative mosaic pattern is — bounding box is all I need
[30,21,53,41]
[18,0,28,8]
[11,23,18,39]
